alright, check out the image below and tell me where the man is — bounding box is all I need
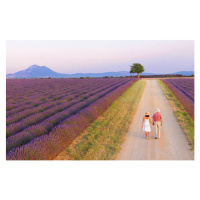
[152,108,162,139]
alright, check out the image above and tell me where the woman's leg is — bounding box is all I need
[148,132,150,140]
[145,131,147,138]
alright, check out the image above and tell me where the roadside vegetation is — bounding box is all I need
[54,79,146,160]
[158,80,194,149]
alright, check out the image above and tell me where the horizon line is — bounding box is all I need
[6,64,194,76]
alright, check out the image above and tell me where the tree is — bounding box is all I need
[130,63,145,78]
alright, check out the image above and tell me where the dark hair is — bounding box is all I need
[145,115,149,117]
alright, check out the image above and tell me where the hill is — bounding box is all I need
[6,65,66,78]
[6,65,194,78]
[172,71,194,76]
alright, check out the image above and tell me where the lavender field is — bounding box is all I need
[6,78,138,160]
[162,78,194,120]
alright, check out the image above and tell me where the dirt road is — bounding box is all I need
[117,80,194,160]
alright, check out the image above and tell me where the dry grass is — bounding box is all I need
[54,79,146,160]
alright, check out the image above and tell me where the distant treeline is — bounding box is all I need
[76,74,194,79]
[131,74,194,78]
[93,74,194,78]
[7,74,194,79]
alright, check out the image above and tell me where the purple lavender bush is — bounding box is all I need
[6,78,138,160]
[162,78,194,120]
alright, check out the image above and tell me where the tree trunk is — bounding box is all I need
[138,73,139,78]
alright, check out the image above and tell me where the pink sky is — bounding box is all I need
[6,40,194,74]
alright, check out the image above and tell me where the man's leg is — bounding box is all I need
[155,122,158,138]
[158,122,161,138]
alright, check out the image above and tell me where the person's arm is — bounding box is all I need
[161,114,162,126]
[142,117,144,127]
[149,117,154,125]
[152,115,154,125]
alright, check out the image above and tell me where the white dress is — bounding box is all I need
[143,118,151,132]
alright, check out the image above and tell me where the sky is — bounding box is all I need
[6,40,194,74]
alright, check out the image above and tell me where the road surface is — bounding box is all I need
[117,79,194,160]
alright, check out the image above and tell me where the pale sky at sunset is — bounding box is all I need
[6,40,194,74]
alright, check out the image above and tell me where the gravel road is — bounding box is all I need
[117,79,194,160]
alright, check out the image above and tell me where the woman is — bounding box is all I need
[142,112,153,140]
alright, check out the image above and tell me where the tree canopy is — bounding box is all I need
[130,63,145,78]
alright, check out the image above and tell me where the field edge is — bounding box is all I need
[157,79,194,150]
[54,79,146,160]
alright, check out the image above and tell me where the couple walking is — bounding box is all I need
[142,108,162,140]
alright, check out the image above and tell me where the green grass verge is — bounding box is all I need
[55,79,146,160]
[158,79,194,149]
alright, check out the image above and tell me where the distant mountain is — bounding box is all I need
[6,65,66,78]
[172,71,194,76]
[6,65,194,79]
[6,65,153,78]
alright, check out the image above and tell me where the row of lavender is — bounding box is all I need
[6,79,130,152]
[6,78,130,147]
[6,78,138,160]
[6,79,127,127]
[7,79,122,114]
[161,78,194,120]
